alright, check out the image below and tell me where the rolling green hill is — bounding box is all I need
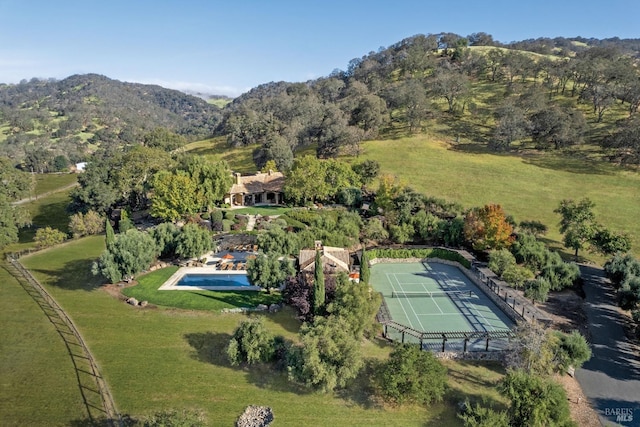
[0,74,222,166]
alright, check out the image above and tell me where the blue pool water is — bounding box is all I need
[176,274,251,287]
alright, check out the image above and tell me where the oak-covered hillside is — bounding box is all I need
[218,33,640,171]
[0,74,222,168]
[2,34,640,173]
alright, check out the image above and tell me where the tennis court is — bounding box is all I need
[370,262,514,338]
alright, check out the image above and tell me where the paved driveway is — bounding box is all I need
[576,265,640,427]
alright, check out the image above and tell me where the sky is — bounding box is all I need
[0,0,638,97]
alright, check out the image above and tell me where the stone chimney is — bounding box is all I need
[235,172,241,185]
[268,169,273,176]
[314,240,323,251]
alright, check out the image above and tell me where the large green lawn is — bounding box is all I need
[363,136,640,260]
[0,262,86,426]
[12,237,507,426]
[12,190,73,252]
[34,173,77,196]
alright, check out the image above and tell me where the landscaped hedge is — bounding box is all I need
[368,248,471,269]
[277,215,307,231]
[222,219,234,232]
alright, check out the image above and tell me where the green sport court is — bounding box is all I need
[370,262,515,351]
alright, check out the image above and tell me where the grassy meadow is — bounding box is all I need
[13,190,73,252]
[184,137,257,173]
[12,236,507,426]
[33,173,77,196]
[0,262,87,426]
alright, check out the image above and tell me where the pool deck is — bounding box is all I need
[159,250,261,291]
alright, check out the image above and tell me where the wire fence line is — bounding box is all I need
[5,254,121,426]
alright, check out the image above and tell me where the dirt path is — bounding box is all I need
[11,181,79,206]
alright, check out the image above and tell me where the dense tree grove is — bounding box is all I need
[92,229,158,283]
[206,33,640,171]
[605,253,640,333]
[0,157,34,249]
[376,344,447,405]
[245,253,295,293]
[555,198,631,258]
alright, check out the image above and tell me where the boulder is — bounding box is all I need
[236,405,274,427]
[268,303,280,313]
[126,297,138,306]
[256,304,269,311]
[140,300,148,307]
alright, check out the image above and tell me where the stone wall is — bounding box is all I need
[369,257,424,265]
[434,350,506,362]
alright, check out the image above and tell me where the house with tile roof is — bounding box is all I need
[224,170,285,207]
[298,241,351,275]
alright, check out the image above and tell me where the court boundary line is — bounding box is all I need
[419,280,444,314]
[386,273,416,330]
[380,264,513,335]
[392,273,428,331]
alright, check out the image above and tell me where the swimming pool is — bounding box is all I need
[158,268,261,291]
[177,274,251,287]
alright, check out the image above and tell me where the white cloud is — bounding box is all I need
[133,78,249,98]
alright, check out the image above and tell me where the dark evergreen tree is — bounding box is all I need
[360,246,370,284]
[313,250,325,315]
[105,219,115,249]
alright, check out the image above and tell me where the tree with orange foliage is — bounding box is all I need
[464,204,514,251]
[374,173,405,214]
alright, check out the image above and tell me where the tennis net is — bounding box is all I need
[391,290,473,298]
